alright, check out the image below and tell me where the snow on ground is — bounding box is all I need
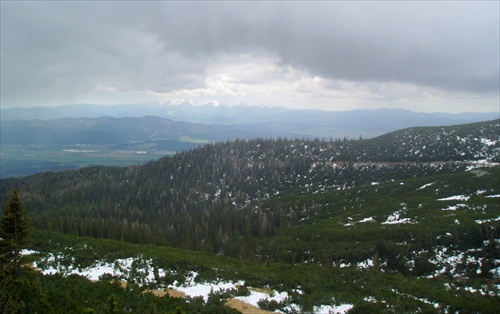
[463,285,500,297]
[480,138,497,146]
[382,203,415,225]
[281,303,353,314]
[72,263,117,281]
[382,210,415,225]
[235,289,288,309]
[475,216,500,224]
[342,216,376,226]
[173,274,306,312]
[437,195,470,201]
[171,273,346,313]
[32,252,350,313]
[485,194,500,198]
[418,182,436,190]
[357,259,374,269]
[171,271,244,302]
[426,246,500,283]
[20,249,38,255]
[441,204,468,211]
[358,217,376,223]
[314,304,353,314]
[175,280,241,302]
[34,253,162,286]
[428,246,465,278]
[490,261,500,279]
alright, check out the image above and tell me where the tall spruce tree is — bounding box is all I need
[0,188,30,278]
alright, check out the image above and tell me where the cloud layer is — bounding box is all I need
[1,1,498,112]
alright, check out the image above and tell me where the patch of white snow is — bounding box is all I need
[438,195,470,201]
[358,217,376,223]
[418,182,436,190]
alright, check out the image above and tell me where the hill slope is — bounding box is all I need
[1,119,499,313]
[0,120,498,247]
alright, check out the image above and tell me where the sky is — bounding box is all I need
[1,1,499,113]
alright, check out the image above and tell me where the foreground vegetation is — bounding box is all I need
[2,225,499,313]
[2,166,499,313]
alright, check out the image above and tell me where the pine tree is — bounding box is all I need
[0,188,30,278]
[106,294,121,314]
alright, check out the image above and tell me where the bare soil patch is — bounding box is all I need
[145,288,187,298]
[225,298,276,314]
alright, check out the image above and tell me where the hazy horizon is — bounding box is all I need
[2,100,500,116]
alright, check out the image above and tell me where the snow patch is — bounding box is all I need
[235,289,289,310]
[485,194,500,198]
[313,304,353,314]
[441,204,468,211]
[382,203,415,225]
[174,276,243,302]
[481,138,497,146]
[438,195,470,201]
[342,216,376,226]
[358,216,376,223]
[382,210,415,225]
[20,249,38,256]
[418,182,436,190]
[34,254,163,286]
[357,259,374,269]
[476,216,500,224]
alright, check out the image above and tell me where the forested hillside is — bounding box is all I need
[0,120,498,253]
[1,119,499,313]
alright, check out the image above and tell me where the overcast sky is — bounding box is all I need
[1,1,499,112]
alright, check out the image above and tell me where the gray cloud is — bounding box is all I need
[1,1,498,110]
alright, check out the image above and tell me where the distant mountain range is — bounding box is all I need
[2,101,498,139]
[2,102,498,178]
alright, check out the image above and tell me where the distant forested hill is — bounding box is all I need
[2,107,498,178]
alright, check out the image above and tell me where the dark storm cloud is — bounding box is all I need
[1,1,498,107]
[106,1,499,93]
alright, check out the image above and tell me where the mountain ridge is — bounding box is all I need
[2,102,497,125]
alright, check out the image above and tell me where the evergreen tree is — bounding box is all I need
[105,294,121,314]
[0,188,30,279]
